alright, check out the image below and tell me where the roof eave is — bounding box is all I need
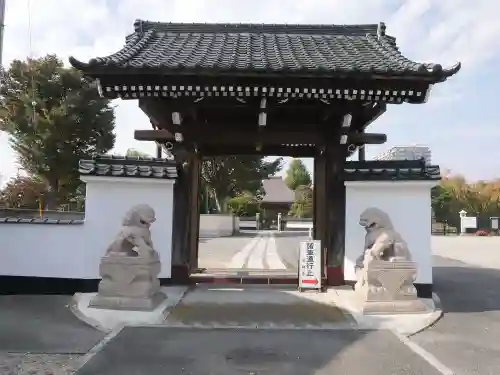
[68,63,458,83]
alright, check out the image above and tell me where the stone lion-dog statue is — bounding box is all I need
[106,204,157,258]
[354,207,412,291]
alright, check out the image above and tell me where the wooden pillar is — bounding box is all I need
[187,152,202,272]
[323,119,346,286]
[170,164,190,283]
[313,150,327,264]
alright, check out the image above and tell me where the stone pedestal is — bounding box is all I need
[356,260,427,315]
[90,252,166,311]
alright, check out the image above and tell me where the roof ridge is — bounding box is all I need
[132,19,381,36]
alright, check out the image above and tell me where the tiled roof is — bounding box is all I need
[261,177,295,203]
[69,20,460,82]
[0,218,84,225]
[79,155,178,179]
[343,160,440,181]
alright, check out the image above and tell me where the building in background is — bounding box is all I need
[374,145,432,164]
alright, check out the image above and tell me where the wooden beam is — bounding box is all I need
[349,132,387,144]
[199,145,317,157]
[136,128,322,145]
[139,98,172,127]
[137,128,387,147]
[136,129,174,141]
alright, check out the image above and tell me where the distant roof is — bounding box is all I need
[70,20,460,82]
[261,177,295,203]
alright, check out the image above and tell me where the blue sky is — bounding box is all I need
[1,0,498,185]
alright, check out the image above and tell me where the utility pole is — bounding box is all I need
[0,0,5,66]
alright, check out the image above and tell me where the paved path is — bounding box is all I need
[163,285,350,329]
[432,235,500,269]
[76,328,442,375]
[198,230,306,272]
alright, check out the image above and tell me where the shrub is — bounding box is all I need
[475,230,489,236]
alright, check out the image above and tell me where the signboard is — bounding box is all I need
[491,217,499,230]
[298,240,322,290]
[461,216,477,229]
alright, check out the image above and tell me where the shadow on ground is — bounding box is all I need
[433,255,500,313]
[76,284,442,374]
[76,327,442,375]
[0,295,105,353]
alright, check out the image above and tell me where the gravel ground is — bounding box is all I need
[0,353,85,375]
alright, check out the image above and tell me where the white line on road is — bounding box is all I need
[227,235,261,268]
[247,236,267,269]
[265,233,287,270]
[394,333,455,375]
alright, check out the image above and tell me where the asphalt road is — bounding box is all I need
[77,328,442,375]
[410,254,500,375]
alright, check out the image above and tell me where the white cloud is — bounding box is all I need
[1,0,499,183]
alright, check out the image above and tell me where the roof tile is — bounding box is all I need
[344,160,440,181]
[79,155,178,179]
[70,20,460,82]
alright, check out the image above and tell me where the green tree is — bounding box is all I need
[290,184,313,218]
[227,191,260,217]
[0,55,116,209]
[284,159,311,191]
[431,185,455,224]
[201,156,283,212]
[0,175,46,209]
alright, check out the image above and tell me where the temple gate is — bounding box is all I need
[70,20,459,286]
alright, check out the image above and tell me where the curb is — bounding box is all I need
[406,292,443,337]
[69,286,190,332]
[328,287,444,336]
[69,293,110,333]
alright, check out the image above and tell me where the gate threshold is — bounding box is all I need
[190,268,299,285]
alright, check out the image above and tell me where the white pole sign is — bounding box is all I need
[461,216,477,229]
[492,218,499,230]
[298,240,322,290]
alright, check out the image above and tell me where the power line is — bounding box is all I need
[0,0,5,67]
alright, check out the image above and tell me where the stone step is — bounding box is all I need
[164,285,354,329]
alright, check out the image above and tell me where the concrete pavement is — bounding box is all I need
[198,230,305,272]
[432,235,500,269]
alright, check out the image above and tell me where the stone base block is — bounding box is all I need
[361,299,428,315]
[89,291,166,311]
[90,253,165,311]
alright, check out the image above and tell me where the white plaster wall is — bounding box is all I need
[0,176,175,279]
[239,219,257,229]
[344,180,437,284]
[286,221,313,230]
[199,214,235,237]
